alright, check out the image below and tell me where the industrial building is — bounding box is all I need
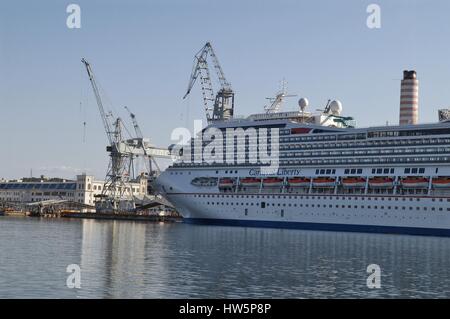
[0,174,148,206]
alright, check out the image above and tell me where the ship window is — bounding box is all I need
[260,201,265,208]
[357,169,363,174]
[404,168,411,174]
[376,168,382,174]
[383,168,389,174]
[412,168,418,174]
[345,169,349,174]
[419,168,425,174]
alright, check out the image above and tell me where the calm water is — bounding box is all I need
[1,216,450,298]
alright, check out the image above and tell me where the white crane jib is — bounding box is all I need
[81,59,169,159]
[124,106,166,176]
[81,58,116,146]
[183,42,234,122]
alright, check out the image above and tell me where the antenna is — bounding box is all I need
[264,79,297,113]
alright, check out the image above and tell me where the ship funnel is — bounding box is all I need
[399,70,419,125]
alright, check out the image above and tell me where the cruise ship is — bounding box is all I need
[156,70,450,236]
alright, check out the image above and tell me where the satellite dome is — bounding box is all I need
[329,100,342,115]
[298,98,309,111]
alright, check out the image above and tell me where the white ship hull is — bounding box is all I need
[156,168,450,236]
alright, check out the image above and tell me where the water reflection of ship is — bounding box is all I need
[78,222,450,297]
[180,228,450,297]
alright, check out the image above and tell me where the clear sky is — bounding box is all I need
[1,0,450,179]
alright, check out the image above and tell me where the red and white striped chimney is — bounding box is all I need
[399,70,419,125]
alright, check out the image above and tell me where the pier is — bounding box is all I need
[0,198,182,222]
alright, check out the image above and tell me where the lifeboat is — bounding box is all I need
[368,177,394,188]
[432,177,450,188]
[312,177,336,188]
[240,177,261,187]
[401,177,429,189]
[288,177,310,188]
[342,177,366,188]
[262,177,284,187]
[191,177,218,187]
[218,178,234,189]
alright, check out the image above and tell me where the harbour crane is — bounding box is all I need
[82,58,178,212]
[81,58,136,213]
[183,42,234,122]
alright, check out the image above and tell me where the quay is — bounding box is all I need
[60,211,182,223]
[0,209,182,223]
[1,198,182,223]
